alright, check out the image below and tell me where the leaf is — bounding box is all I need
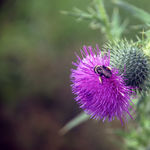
[111,8,128,39]
[113,0,150,24]
[61,8,93,21]
[59,112,90,135]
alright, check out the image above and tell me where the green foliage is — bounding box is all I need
[116,94,150,150]
[113,0,150,24]
[62,0,128,41]
[114,0,150,40]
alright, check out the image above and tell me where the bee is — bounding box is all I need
[94,65,112,83]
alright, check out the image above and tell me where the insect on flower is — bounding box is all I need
[94,65,112,83]
[71,45,134,124]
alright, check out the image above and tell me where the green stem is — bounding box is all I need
[95,0,113,40]
[59,112,90,135]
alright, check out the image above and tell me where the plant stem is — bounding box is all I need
[95,0,113,40]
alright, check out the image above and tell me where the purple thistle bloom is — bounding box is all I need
[71,45,134,124]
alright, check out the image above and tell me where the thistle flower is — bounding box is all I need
[104,40,150,94]
[71,46,133,123]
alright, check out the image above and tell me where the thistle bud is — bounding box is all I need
[104,40,150,94]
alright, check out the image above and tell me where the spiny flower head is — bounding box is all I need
[71,46,134,123]
[104,40,150,94]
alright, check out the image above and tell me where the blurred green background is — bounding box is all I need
[0,0,150,150]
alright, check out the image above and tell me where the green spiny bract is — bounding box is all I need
[103,40,150,94]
